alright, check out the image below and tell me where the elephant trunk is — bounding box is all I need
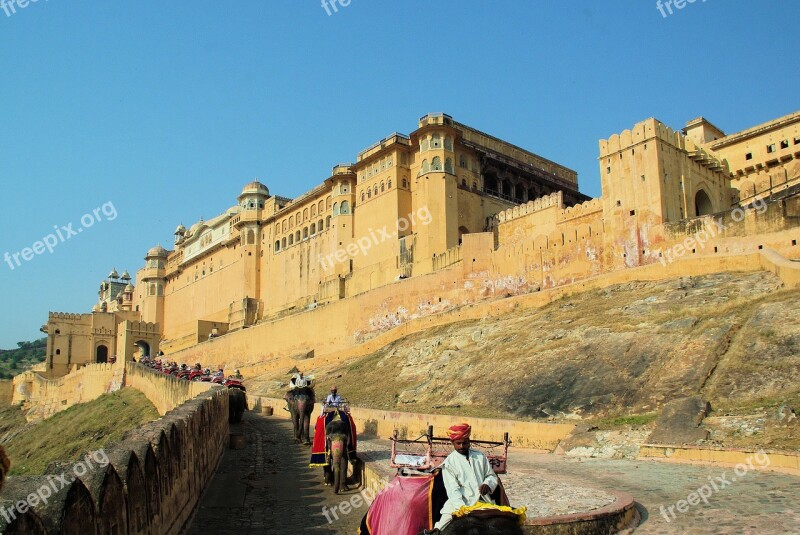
[328,434,348,494]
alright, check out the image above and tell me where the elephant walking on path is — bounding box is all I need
[286,386,315,444]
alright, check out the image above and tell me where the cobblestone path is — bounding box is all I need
[185,412,364,535]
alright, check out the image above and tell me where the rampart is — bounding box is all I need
[125,362,215,415]
[11,363,123,421]
[257,396,574,451]
[0,371,229,534]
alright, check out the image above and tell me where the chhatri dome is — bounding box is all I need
[146,244,169,258]
[238,179,270,201]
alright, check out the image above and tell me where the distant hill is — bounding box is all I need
[0,338,46,379]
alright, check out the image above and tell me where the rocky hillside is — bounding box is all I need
[252,271,800,449]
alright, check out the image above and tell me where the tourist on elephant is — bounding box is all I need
[231,369,243,380]
[430,423,498,533]
[325,386,343,407]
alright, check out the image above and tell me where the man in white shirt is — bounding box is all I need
[325,386,343,407]
[433,422,498,531]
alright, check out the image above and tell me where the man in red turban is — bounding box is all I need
[432,422,498,531]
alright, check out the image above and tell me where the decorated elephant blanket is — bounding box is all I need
[358,471,447,535]
[309,409,357,467]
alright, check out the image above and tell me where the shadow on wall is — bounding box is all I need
[0,387,229,535]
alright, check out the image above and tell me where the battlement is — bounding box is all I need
[599,118,728,174]
[48,312,87,321]
[494,191,564,225]
[558,197,604,223]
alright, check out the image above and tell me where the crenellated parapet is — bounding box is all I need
[48,312,86,321]
[557,197,603,223]
[493,191,564,226]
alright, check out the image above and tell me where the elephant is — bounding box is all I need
[324,419,351,494]
[0,445,9,492]
[228,388,248,424]
[286,386,315,444]
[426,510,524,535]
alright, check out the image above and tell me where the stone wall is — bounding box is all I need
[0,384,229,534]
[11,362,124,421]
[257,397,574,451]
[125,361,215,415]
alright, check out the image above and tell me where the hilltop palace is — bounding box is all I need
[37,111,799,377]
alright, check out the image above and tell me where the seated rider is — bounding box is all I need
[231,369,243,380]
[430,423,498,533]
[290,371,313,389]
[325,386,343,407]
[213,368,224,379]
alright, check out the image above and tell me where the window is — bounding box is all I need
[303,227,309,239]
[373,185,378,197]
[794,137,800,145]
[367,189,371,198]
[361,192,365,202]
[311,223,316,234]
[780,140,789,149]
[326,215,331,228]
[402,178,408,188]
[432,157,442,171]
[431,134,441,148]
[381,181,385,192]
[318,219,323,231]
[444,137,453,151]
[388,179,392,189]
[767,144,776,153]
[275,240,280,251]
[333,202,339,215]
[296,231,300,242]
[606,167,611,174]
[421,138,429,151]
[311,205,317,217]
[421,159,430,173]
[445,158,454,174]
[289,234,294,245]
[289,216,294,228]
[745,153,753,160]
[459,155,467,168]
[400,153,408,165]
[340,200,350,214]
[282,237,286,248]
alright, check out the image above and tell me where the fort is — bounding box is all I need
[4,109,800,532]
[16,109,797,383]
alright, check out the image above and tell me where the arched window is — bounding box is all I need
[247,229,255,244]
[444,137,453,151]
[367,189,372,198]
[459,155,467,168]
[341,200,350,214]
[445,158,454,174]
[402,178,408,188]
[311,205,317,217]
[432,157,442,171]
[326,196,332,209]
[333,202,339,215]
[282,237,286,248]
[361,192,365,202]
[381,181,385,192]
[326,215,331,228]
[373,185,378,197]
[310,223,316,235]
[275,223,280,234]
[275,240,280,251]
[303,227,309,239]
[431,134,441,148]
[295,230,301,242]
[289,234,294,245]
[289,215,294,228]
[422,160,430,173]
[319,200,325,213]
[421,137,429,151]
[318,219,323,231]
[388,179,392,189]
[282,220,287,232]
[695,189,714,216]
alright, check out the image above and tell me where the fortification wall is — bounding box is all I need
[11,363,124,421]
[0,386,229,535]
[125,362,216,415]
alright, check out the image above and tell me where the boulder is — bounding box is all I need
[646,397,711,445]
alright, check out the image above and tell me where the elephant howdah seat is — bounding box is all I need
[309,408,357,467]
[390,426,510,474]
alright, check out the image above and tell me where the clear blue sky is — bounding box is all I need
[0,1,796,348]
